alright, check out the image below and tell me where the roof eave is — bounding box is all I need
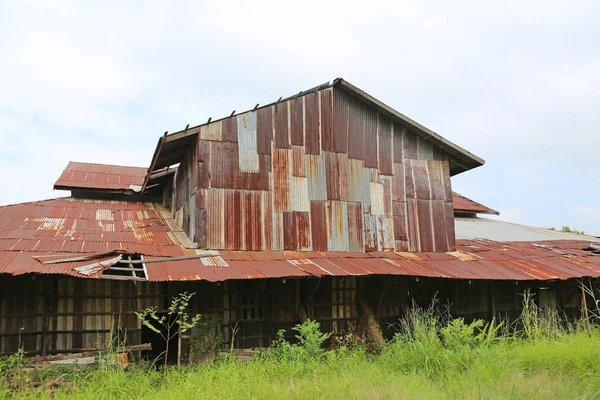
[332,78,485,175]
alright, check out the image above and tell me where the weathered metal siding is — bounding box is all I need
[174,86,455,252]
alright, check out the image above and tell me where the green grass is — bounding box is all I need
[4,293,600,400]
[3,329,599,399]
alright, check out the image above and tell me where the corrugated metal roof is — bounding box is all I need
[3,197,600,282]
[455,217,600,242]
[0,197,196,278]
[452,192,499,215]
[54,162,147,192]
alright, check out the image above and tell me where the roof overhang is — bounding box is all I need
[333,79,484,175]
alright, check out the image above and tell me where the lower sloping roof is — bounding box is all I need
[1,197,599,282]
[456,217,600,242]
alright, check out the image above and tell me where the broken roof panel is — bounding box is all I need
[54,162,147,193]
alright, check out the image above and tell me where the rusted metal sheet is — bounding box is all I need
[347,96,363,160]
[54,162,146,192]
[377,115,393,175]
[256,106,272,155]
[200,120,223,141]
[431,200,448,252]
[406,198,420,251]
[320,88,333,152]
[310,201,327,251]
[305,154,326,201]
[405,161,415,199]
[260,191,272,250]
[304,92,320,155]
[206,189,225,249]
[224,190,242,250]
[327,200,349,251]
[417,199,434,252]
[324,151,340,200]
[452,192,499,215]
[283,212,295,250]
[347,202,364,252]
[393,201,407,241]
[243,190,262,251]
[290,97,303,146]
[272,212,284,250]
[403,130,418,159]
[445,201,456,251]
[362,106,378,168]
[210,142,238,189]
[417,136,434,160]
[392,162,405,201]
[428,160,445,201]
[272,148,290,212]
[237,112,259,173]
[196,140,211,189]
[221,116,238,143]
[292,145,306,177]
[294,212,312,251]
[412,160,431,200]
[290,176,310,212]
[259,154,271,191]
[274,102,290,149]
[393,123,404,163]
[331,87,349,153]
[442,162,452,201]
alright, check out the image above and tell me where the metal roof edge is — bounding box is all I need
[452,192,500,215]
[332,78,485,175]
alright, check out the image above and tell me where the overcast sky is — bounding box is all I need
[0,0,598,235]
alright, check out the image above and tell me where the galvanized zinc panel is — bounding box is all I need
[327,200,349,251]
[305,154,327,201]
[237,112,259,173]
[369,182,385,216]
[290,176,310,212]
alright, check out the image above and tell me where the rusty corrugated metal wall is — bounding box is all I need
[170,86,455,252]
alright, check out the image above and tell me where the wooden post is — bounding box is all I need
[489,281,496,322]
[177,315,182,366]
[581,280,592,338]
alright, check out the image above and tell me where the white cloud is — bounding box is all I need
[0,0,599,237]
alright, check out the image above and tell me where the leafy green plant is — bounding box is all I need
[292,319,331,357]
[135,292,201,368]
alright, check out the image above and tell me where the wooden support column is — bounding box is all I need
[581,279,592,338]
[489,281,496,322]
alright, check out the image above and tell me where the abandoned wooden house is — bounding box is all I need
[1,78,600,359]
